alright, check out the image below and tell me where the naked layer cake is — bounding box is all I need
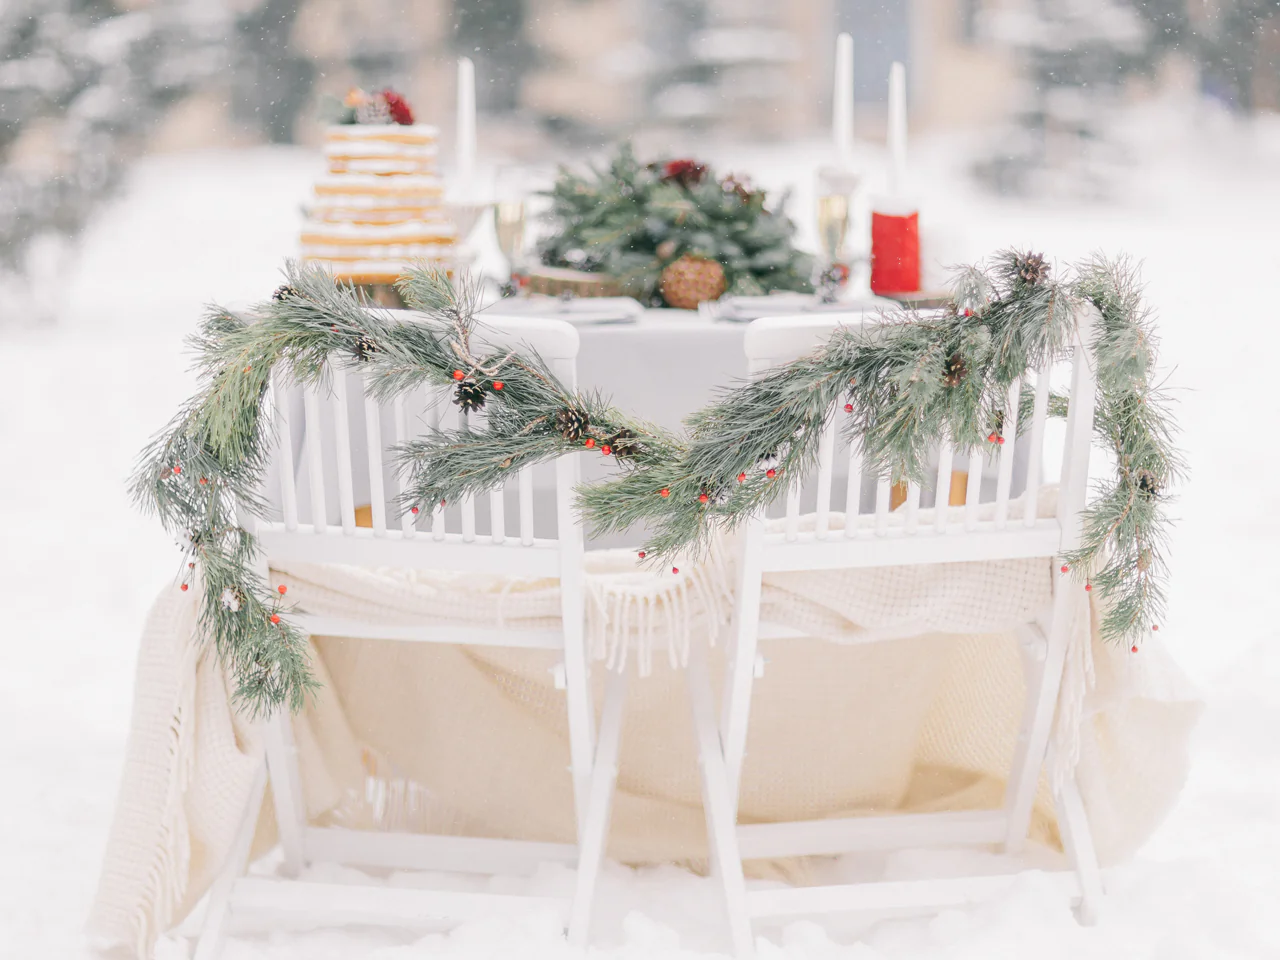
[301,89,456,285]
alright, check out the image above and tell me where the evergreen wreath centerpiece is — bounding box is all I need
[536,143,815,308]
[133,250,1181,715]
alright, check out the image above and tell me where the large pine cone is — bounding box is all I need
[660,255,727,310]
[1014,252,1050,286]
[453,379,487,413]
[555,407,589,441]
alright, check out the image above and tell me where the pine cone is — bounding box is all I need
[353,335,378,362]
[1015,252,1050,286]
[555,407,590,441]
[660,255,727,310]
[272,284,298,301]
[1137,470,1159,499]
[942,352,967,387]
[453,379,487,413]
[607,428,641,458]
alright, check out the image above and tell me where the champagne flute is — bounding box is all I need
[815,167,860,302]
[493,165,528,295]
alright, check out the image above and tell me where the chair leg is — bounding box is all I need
[193,762,267,960]
[1052,762,1103,924]
[567,666,628,947]
[263,708,307,876]
[688,642,754,958]
[1003,589,1074,853]
[561,610,596,841]
[720,586,762,818]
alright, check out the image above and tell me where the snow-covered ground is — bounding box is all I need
[3,99,1279,958]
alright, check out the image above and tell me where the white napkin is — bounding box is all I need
[483,295,644,325]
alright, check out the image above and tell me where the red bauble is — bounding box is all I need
[270,614,281,624]
[381,89,414,125]
[672,566,679,574]
[660,488,670,498]
[638,551,646,559]
[492,381,504,391]
[844,403,853,413]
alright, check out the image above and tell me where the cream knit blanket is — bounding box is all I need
[88,505,1203,957]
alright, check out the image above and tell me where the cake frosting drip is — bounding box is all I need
[301,124,456,283]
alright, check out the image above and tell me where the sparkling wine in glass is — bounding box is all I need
[816,193,850,264]
[494,200,525,278]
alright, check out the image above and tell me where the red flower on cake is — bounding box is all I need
[661,159,707,187]
[381,89,414,126]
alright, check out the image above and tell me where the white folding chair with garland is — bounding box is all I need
[575,251,1181,955]
[131,268,669,956]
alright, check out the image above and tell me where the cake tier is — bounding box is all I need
[326,156,437,176]
[301,257,452,285]
[324,123,439,146]
[301,220,457,246]
[314,174,444,200]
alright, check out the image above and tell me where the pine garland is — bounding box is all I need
[133,250,1181,714]
[537,143,815,305]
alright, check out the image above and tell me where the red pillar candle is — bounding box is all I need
[870,209,920,294]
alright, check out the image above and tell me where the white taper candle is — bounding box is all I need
[887,60,907,197]
[833,33,854,167]
[456,57,477,198]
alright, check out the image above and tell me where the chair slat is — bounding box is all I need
[430,387,445,541]
[392,395,414,538]
[905,481,921,534]
[964,450,983,530]
[274,374,299,532]
[994,379,1022,529]
[844,436,863,538]
[1024,362,1052,527]
[363,376,387,536]
[874,474,891,536]
[519,466,534,545]
[460,408,476,543]
[303,385,327,534]
[490,484,506,544]
[332,372,357,534]
[934,439,953,534]
[815,416,836,539]
[784,483,800,541]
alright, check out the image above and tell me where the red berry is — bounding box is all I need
[844,403,853,413]
[440,498,447,506]
[637,551,646,559]
[737,472,746,483]
[660,488,670,498]
[1084,583,1092,592]
[1131,645,1139,653]
[699,493,709,503]
[173,465,182,475]
[672,566,679,574]
[199,477,208,485]
[331,325,339,332]
[766,468,777,479]
[270,614,280,624]
[492,381,504,391]
[964,308,973,317]
[997,436,1006,445]
[601,445,612,456]
[987,433,998,443]
[188,562,195,569]
[411,506,419,515]
[1060,564,1069,573]
[1152,624,1159,632]
[452,369,465,380]
[278,585,287,595]
[180,583,188,592]
[584,438,596,448]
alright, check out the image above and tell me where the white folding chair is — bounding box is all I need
[690,310,1104,956]
[195,314,625,958]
